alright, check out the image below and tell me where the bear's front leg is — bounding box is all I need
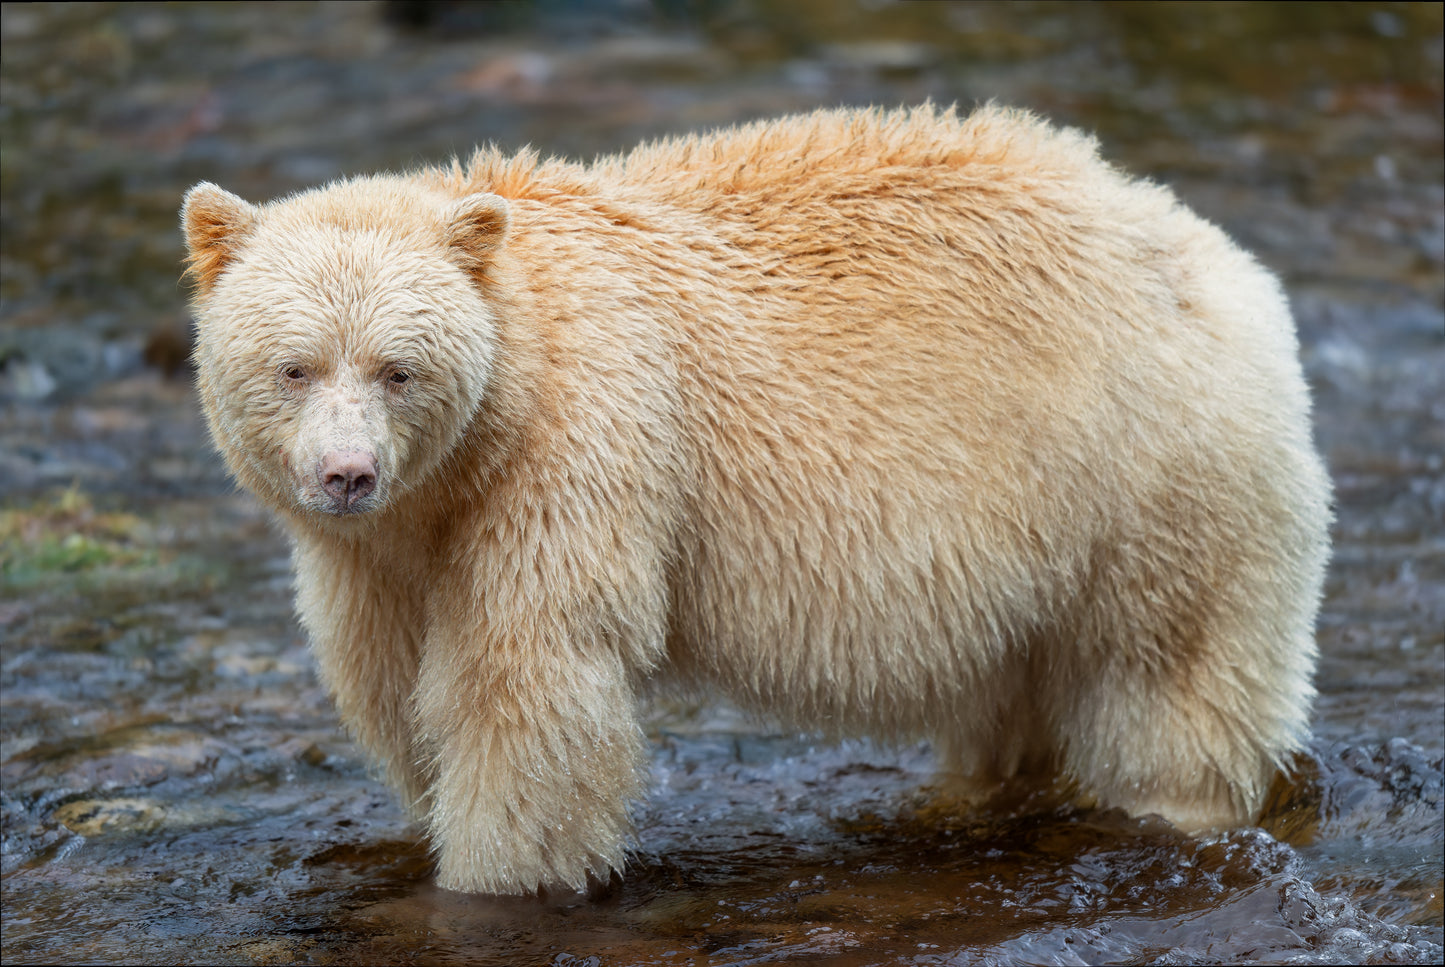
[292,538,429,811]
[413,621,648,895]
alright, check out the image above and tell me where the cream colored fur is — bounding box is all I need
[181,104,1331,895]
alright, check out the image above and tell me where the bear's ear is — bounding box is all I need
[181,182,258,294]
[444,193,510,272]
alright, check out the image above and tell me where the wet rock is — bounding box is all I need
[52,797,166,835]
[0,358,59,401]
[277,737,328,768]
[62,752,171,790]
[820,40,938,77]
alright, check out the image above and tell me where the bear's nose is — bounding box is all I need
[319,450,377,511]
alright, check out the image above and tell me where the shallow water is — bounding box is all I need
[2,3,1441,964]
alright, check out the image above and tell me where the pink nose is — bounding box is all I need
[319,450,377,511]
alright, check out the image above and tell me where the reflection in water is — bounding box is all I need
[1,2,1441,963]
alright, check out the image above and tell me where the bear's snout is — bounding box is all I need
[319,450,378,514]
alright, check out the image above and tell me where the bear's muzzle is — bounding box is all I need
[318,450,378,514]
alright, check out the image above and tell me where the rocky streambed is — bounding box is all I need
[3,3,1441,963]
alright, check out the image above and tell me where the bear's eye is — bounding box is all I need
[388,370,410,385]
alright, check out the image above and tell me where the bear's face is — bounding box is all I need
[181,179,511,527]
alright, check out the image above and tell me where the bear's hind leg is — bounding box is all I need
[1049,441,1325,832]
[932,654,1060,807]
[1052,620,1314,833]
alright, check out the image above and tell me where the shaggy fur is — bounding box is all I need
[181,104,1331,895]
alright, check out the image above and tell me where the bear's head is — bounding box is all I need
[181,177,510,529]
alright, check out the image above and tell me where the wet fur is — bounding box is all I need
[182,104,1331,894]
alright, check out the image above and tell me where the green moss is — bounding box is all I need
[0,485,157,583]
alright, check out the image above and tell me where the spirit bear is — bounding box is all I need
[181,105,1331,895]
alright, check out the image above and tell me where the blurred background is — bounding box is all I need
[2,3,1441,964]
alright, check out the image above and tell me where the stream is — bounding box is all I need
[2,3,1441,963]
